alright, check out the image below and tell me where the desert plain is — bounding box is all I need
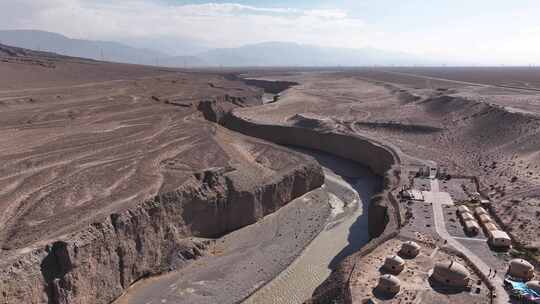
[0,43,539,304]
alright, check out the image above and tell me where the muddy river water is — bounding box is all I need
[242,148,381,304]
[114,148,380,304]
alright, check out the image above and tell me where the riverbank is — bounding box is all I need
[243,148,381,304]
[112,147,381,304]
[113,187,330,304]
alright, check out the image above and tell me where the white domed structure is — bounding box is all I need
[431,261,470,287]
[377,274,400,294]
[399,241,420,258]
[508,259,534,280]
[526,281,540,294]
[383,255,405,274]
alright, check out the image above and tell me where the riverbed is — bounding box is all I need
[113,148,380,304]
[242,148,381,304]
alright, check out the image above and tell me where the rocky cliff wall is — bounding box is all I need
[219,110,403,304]
[0,161,324,304]
[222,110,401,236]
[223,112,396,177]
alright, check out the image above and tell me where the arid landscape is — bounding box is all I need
[1,39,540,304]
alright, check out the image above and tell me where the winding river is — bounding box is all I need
[242,148,381,304]
[113,148,380,304]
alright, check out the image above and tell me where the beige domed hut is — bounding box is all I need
[431,260,470,288]
[508,259,534,280]
[399,241,420,258]
[383,255,405,274]
[526,281,540,294]
[377,274,401,294]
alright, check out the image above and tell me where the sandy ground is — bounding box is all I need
[240,69,540,251]
[350,238,490,303]
[0,70,274,252]
[235,69,540,303]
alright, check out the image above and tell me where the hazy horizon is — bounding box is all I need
[1,0,539,65]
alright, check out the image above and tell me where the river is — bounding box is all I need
[113,148,380,304]
[242,148,381,304]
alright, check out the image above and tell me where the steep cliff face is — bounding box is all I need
[216,109,402,304]
[0,162,324,304]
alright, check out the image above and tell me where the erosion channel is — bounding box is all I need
[114,147,381,304]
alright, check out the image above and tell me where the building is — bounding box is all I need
[383,255,405,274]
[457,205,472,215]
[399,241,420,258]
[431,261,470,288]
[508,259,534,281]
[429,166,438,179]
[460,212,475,222]
[526,281,540,294]
[463,219,480,236]
[488,230,511,248]
[478,213,493,224]
[483,222,498,233]
[377,274,401,294]
[474,206,488,216]
[401,189,424,201]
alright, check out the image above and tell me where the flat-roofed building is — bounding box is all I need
[460,212,475,222]
[474,206,488,216]
[463,219,480,236]
[488,230,511,248]
[478,213,492,224]
[483,222,498,232]
[457,205,471,215]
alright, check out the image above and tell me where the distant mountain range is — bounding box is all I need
[0,30,436,67]
[196,41,430,67]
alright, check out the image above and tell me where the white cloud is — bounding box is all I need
[3,0,538,64]
[0,0,369,49]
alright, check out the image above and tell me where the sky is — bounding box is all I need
[1,0,540,64]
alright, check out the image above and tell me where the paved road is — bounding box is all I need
[427,179,509,304]
[379,70,540,93]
